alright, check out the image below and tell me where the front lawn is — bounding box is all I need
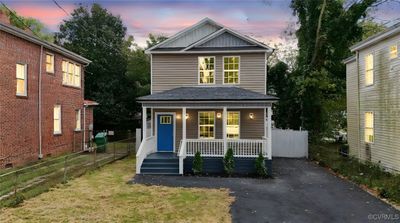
[0,156,233,222]
[310,143,400,206]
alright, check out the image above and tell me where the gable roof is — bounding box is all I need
[350,22,400,52]
[145,18,273,54]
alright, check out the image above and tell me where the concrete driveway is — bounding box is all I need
[133,158,399,223]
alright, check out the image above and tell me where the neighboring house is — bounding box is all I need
[345,22,400,172]
[136,18,277,175]
[0,12,97,168]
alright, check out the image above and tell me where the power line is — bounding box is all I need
[0,2,36,35]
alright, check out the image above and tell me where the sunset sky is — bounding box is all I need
[2,0,400,47]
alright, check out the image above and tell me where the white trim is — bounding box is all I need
[264,52,267,94]
[145,18,223,53]
[16,63,28,97]
[150,54,153,94]
[364,52,374,87]
[155,112,176,152]
[198,111,216,139]
[198,56,216,85]
[222,56,240,85]
[226,111,240,139]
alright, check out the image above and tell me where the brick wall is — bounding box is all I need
[0,28,90,168]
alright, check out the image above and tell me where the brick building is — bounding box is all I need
[0,12,96,168]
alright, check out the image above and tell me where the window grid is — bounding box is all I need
[227,111,240,139]
[390,45,398,59]
[199,57,215,84]
[160,116,172,124]
[46,53,54,73]
[365,53,374,86]
[223,56,239,84]
[16,63,27,96]
[62,60,81,87]
[364,112,374,143]
[199,112,215,139]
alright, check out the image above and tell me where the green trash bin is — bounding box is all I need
[95,132,107,153]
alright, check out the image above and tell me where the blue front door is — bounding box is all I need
[157,114,174,152]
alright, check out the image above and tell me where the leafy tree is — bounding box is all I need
[359,18,386,40]
[55,4,135,130]
[285,0,380,140]
[146,33,168,49]
[0,6,53,42]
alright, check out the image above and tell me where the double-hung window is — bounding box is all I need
[198,57,215,84]
[75,109,81,131]
[46,53,54,73]
[199,111,215,138]
[54,105,62,134]
[390,45,398,59]
[16,63,27,96]
[62,60,81,87]
[227,111,240,139]
[364,112,374,143]
[223,56,240,84]
[365,53,374,86]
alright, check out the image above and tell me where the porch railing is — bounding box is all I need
[181,138,266,158]
[136,136,156,174]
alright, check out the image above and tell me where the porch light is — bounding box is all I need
[177,114,181,119]
[216,112,222,118]
[249,113,254,120]
[186,114,189,119]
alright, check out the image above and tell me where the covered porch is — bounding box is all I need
[136,87,277,175]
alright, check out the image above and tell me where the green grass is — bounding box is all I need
[0,156,233,223]
[310,143,400,205]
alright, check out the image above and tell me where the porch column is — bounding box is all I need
[150,108,153,136]
[142,106,147,139]
[223,107,227,154]
[182,107,186,140]
[267,106,272,159]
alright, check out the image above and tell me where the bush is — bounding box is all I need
[223,148,235,176]
[255,152,268,177]
[192,151,203,175]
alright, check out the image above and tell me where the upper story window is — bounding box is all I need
[54,105,62,135]
[364,112,374,143]
[16,63,27,96]
[390,45,398,59]
[62,60,81,88]
[365,53,374,86]
[198,57,215,84]
[199,111,215,139]
[46,53,54,73]
[223,56,240,84]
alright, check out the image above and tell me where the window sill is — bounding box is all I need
[53,133,62,136]
[46,71,55,75]
[16,95,28,99]
[62,84,81,90]
[74,129,82,132]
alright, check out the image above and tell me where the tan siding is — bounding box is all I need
[346,61,360,158]
[356,34,400,171]
[152,53,266,94]
[153,108,265,152]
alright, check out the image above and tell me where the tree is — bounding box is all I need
[146,33,168,49]
[0,6,53,42]
[286,0,380,140]
[55,4,135,130]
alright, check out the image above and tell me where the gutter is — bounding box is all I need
[38,45,43,159]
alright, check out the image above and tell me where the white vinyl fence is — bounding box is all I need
[272,129,308,158]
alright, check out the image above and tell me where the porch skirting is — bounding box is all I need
[183,157,272,176]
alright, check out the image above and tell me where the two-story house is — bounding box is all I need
[345,22,400,172]
[0,11,97,168]
[136,18,277,175]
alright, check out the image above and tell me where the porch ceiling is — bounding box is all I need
[137,86,278,103]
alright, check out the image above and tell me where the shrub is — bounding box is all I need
[255,152,268,177]
[192,151,203,175]
[223,148,235,176]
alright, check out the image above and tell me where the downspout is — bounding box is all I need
[356,51,361,160]
[38,45,43,159]
[83,105,86,150]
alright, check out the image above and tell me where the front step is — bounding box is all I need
[140,153,180,175]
